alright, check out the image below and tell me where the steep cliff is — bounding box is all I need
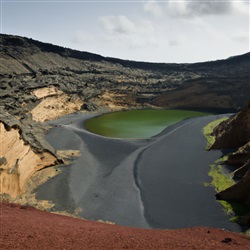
[210,101,250,220]
[211,101,250,149]
[0,121,58,198]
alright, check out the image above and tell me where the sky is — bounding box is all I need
[1,0,249,63]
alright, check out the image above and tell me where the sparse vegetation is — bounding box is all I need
[215,154,229,164]
[97,220,115,225]
[204,164,235,214]
[203,117,228,149]
[204,164,248,217]
[207,164,235,193]
[203,106,250,226]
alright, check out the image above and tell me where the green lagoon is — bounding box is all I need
[84,109,210,139]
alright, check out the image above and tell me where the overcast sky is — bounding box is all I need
[1,0,249,63]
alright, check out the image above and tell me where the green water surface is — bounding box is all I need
[84,109,210,139]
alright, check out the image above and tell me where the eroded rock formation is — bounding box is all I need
[31,86,83,122]
[0,121,58,198]
[228,143,250,166]
[215,170,250,207]
[211,100,250,220]
[211,100,250,149]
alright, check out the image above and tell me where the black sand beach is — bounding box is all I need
[36,113,241,231]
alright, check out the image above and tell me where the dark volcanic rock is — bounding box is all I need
[228,142,250,166]
[234,160,250,179]
[0,107,55,154]
[211,100,250,149]
[211,101,250,222]
[216,170,250,207]
[1,34,250,116]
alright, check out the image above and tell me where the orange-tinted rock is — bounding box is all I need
[0,122,58,197]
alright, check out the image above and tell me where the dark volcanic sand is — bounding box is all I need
[136,116,238,229]
[1,202,250,250]
[36,113,240,231]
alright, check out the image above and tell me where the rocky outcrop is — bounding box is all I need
[32,86,63,99]
[30,86,83,122]
[211,100,250,149]
[0,108,56,153]
[211,100,250,222]
[234,160,250,180]
[228,142,250,166]
[0,121,58,198]
[215,170,250,207]
[0,107,65,198]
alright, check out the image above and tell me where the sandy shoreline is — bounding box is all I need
[39,113,149,228]
[35,112,241,231]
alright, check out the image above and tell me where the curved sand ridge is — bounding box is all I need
[37,113,241,231]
